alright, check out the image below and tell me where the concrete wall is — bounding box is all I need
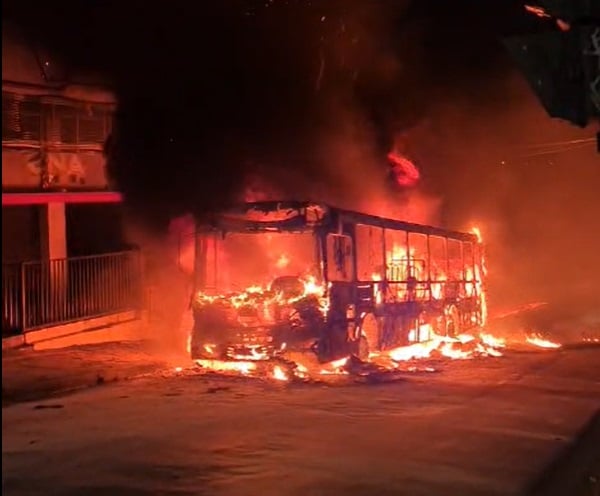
[2,311,146,351]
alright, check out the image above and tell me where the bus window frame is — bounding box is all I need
[325,233,355,282]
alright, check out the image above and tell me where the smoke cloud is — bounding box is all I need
[408,74,600,312]
[116,1,599,319]
[9,0,598,318]
[101,0,453,230]
[122,213,194,352]
[202,1,444,227]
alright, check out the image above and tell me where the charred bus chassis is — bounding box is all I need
[190,202,486,362]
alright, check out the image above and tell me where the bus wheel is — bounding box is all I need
[359,313,379,358]
[445,305,461,337]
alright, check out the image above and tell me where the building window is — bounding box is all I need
[48,102,112,146]
[78,105,111,144]
[50,104,78,144]
[2,92,42,142]
[355,224,384,281]
[326,234,355,282]
[2,92,112,146]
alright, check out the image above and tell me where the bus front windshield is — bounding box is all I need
[202,231,321,294]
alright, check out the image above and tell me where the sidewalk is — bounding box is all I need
[2,340,182,406]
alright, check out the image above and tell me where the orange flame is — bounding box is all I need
[526,333,562,349]
[189,330,558,381]
[203,343,217,355]
[196,275,328,316]
[195,359,257,375]
[272,365,289,381]
[480,333,505,348]
[190,223,494,378]
[229,346,271,361]
[387,152,420,187]
[319,356,350,375]
[389,329,506,362]
[440,342,473,360]
[389,340,439,361]
[289,362,310,379]
[471,226,483,244]
[275,254,290,269]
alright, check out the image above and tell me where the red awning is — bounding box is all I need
[2,191,123,206]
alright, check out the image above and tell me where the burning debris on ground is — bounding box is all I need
[168,325,574,386]
[525,332,562,349]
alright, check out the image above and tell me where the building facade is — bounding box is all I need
[2,22,142,343]
[2,21,125,264]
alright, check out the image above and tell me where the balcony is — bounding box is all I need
[2,91,115,193]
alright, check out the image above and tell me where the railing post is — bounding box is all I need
[4,250,145,333]
[140,250,146,315]
[19,262,27,333]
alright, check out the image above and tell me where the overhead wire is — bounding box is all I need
[515,137,596,149]
[516,140,595,158]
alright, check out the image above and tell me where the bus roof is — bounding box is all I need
[201,201,479,243]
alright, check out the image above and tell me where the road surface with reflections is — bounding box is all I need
[3,348,600,496]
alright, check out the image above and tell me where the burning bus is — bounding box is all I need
[190,201,486,362]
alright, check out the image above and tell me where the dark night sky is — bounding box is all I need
[4,0,599,303]
[3,0,544,218]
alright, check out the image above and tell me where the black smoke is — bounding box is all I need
[3,0,535,228]
[6,0,599,310]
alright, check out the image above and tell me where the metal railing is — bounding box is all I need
[2,250,143,336]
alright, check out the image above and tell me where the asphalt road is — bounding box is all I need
[3,347,600,496]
